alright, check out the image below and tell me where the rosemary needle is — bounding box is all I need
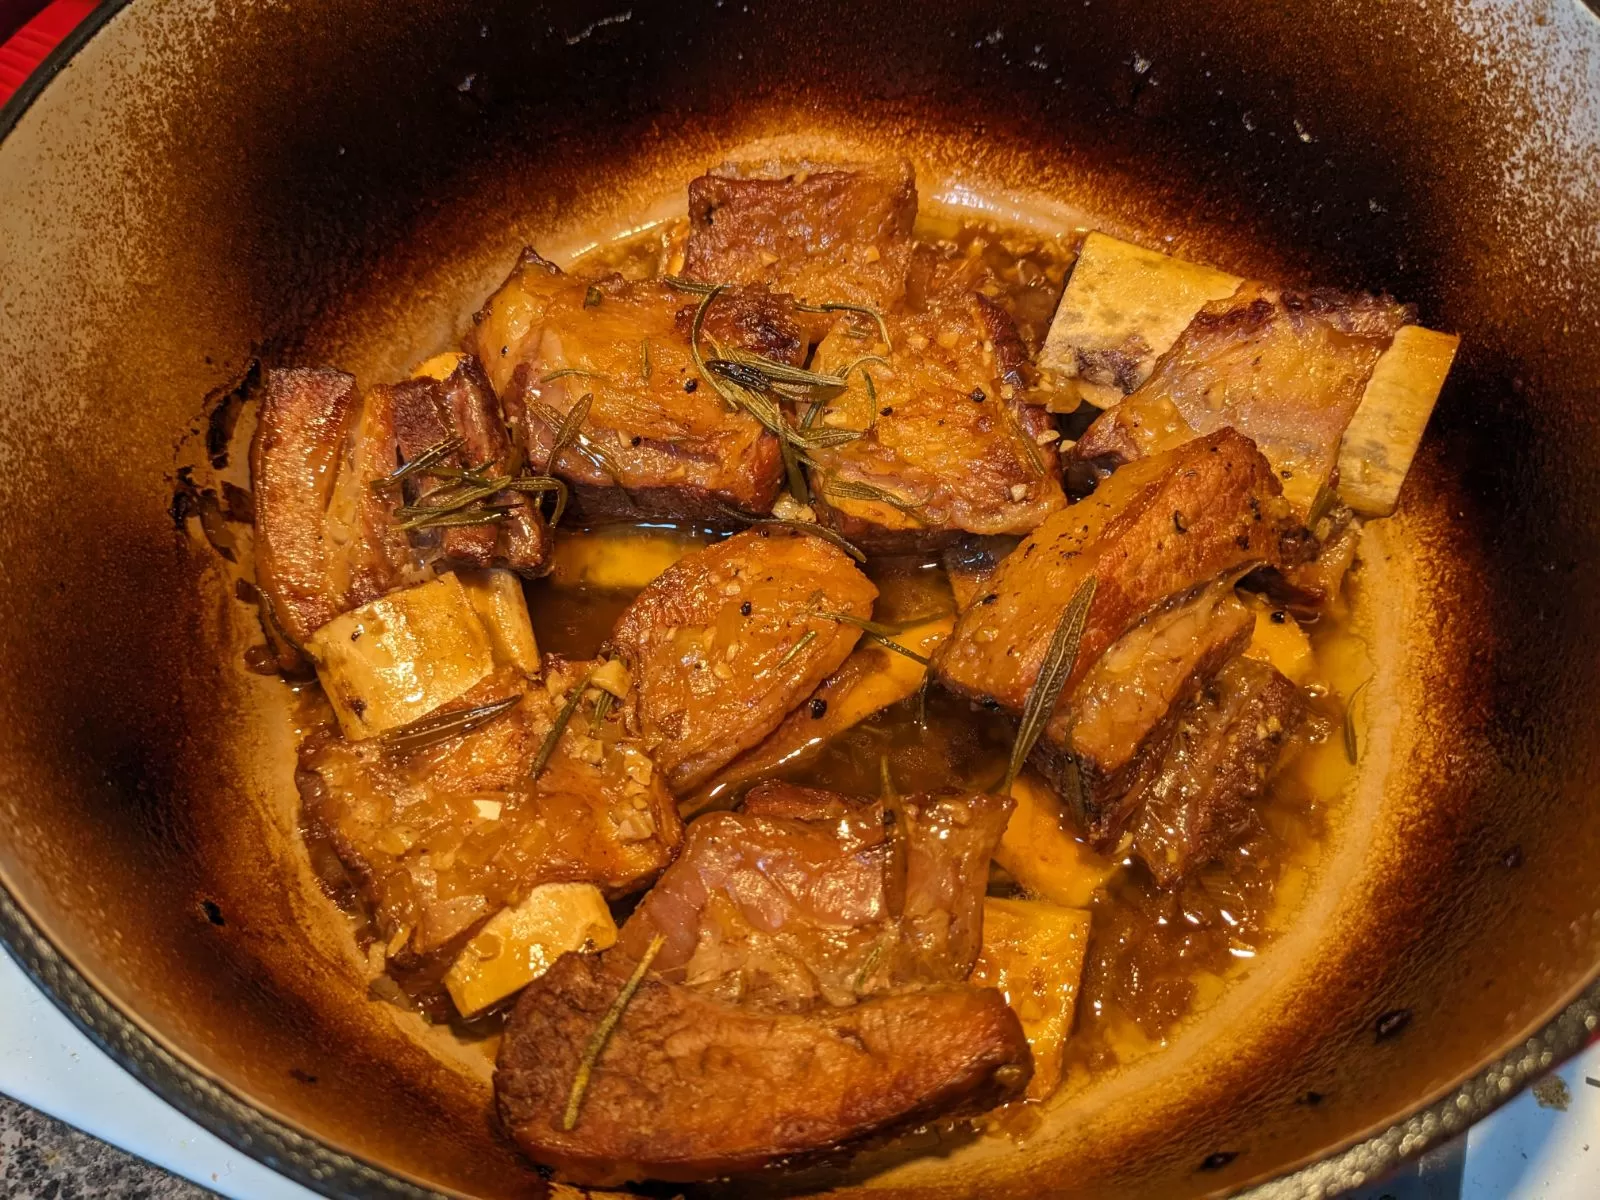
[560,934,666,1131]
[1344,678,1372,764]
[370,435,465,492]
[777,628,818,668]
[381,694,522,753]
[531,670,595,781]
[817,611,932,665]
[1002,576,1098,792]
[713,507,868,564]
[795,300,893,348]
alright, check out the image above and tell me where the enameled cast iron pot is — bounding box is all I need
[2,1,1599,1195]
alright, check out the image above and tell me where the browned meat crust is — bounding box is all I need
[251,368,417,659]
[494,954,1027,1185]
[494,783,1026,1184]
[383,356,549,574]
[682,159,917,309]
[617,783,1014,1005]
[611,528,878,794]
[1127,656,1318,884]
[1073,284,1411,512]
[296,661,682,961]
[937,428,1302,716]
[1034,578,1255,828]
[469,249,816,519]
[806,291,1064,549]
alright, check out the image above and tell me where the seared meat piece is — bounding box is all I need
[1033,577,1255,830]
[1127,656,1318,884]
[496,951,1024,1185]
[618,783,1014,1004]
[682,158,917,309]
[495,783,1027,1184]
[1072,284,1412,512]
[805,293,1065,549]
[470,249,818,519]
[611,528,878,794]
[382,356,549,574]
[937,428,1301,716]
[297,660,682,961]
[251,368,419,659]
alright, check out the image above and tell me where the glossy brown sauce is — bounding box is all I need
[523,541,1356,1093]
[302,211,1363,1091]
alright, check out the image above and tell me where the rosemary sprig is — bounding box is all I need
[1002,576,1098,792]
[817,476,926,522]
[839,354,891,381]
[687,288,854,464]
[371,435,464,492]
[540,368,608,384]
[661,275,719,295]
[589,687,615,736]
[506,474,570,527]
[399,506,511,531]
[714,507,868,563]
[1344,678,1372,764]
[711,348,848,394]
[818,611,931,665]
[529,396,623,483]
[547,392,593,472]
[560,933,666,1131]
[531,670,596,781]
[1307,480,1339,529]
[800,397,827,433]
[381,694,522,754]
[396,477,509,520]
[426,464,501,485]
[583,285,603,308]
[783,438,810,508]
[802,426,867,449]
[795,300,892,348]
[704,357,771,392]
[776,628,817,668]
[639,339,651,382]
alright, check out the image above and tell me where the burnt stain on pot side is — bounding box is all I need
[0,1,1598,1198]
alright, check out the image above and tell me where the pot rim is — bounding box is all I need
[2,5,1598,1197]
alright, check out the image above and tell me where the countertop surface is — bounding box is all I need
[0,1095,212,1199]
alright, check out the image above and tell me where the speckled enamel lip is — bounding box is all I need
[2,0,1599,1196]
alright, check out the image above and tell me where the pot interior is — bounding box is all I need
[2,0,1599,1196]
